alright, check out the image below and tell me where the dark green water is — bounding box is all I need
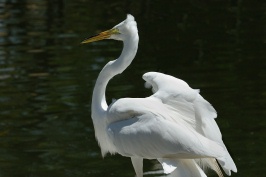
[0,0,265,176]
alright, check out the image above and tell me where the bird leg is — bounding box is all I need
[131,157,143,177]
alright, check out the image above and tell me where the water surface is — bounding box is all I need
[0,1,265,177]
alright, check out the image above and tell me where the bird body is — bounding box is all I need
[82,14,237,177]
[107,96,226,160]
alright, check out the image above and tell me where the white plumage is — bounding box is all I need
[82,14,237,177]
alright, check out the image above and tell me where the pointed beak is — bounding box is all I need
[81,28,119,44]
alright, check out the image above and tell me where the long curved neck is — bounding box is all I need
[92,34,139,117]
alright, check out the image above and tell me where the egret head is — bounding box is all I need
[81,14,137,44]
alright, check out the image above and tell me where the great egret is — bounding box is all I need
[82,14,237,177]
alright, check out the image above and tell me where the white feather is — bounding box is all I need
[88,15,236,177]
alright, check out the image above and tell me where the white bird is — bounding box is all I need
[81,14,237,177]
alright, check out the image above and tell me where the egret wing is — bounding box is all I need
[107,98,225,160]
[143,72,237,175]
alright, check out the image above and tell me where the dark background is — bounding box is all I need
[0,0,265,176]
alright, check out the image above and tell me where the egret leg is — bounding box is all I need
[131,157,143,177]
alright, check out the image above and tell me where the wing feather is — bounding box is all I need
[142,72,237,175]
[107,99,225,160]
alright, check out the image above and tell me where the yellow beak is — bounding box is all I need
[81,28,119,44]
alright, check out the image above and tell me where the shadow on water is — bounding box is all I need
[0,0,265,176]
